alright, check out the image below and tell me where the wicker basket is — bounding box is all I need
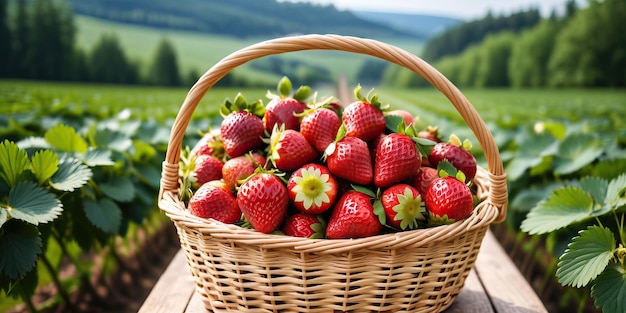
[158,34,508,313]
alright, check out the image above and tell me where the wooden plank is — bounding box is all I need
[446,269,495,313]
[474,230,549,313]
[138,249,196,313]
[185,289,208,313]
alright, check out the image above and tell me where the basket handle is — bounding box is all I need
[159,34,508,223]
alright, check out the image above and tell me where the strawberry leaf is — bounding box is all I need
[0,140,30,187]
[0,220,42,279]
[605,173,626,209]
[49,157,92,192]
[591,264,626,313]
[82,148,115,166]
[373,199,386,225]
[437,160,458,178]
[0,208,7,228]
[44,124,88,153]
[351,184,376,198]
[30,150,58,185]
[554,133,604,175]
[91,128,133,152]
[83,198,122,234]
[521,187,594,235]
[8,181,63,226]
[556,226,615,288]
[99,176,135,202]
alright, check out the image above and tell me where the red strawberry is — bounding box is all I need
[424,175,474,222]
[381,184,426,230]
[263,76,309,132]
[281,213,325,238]
[221,153,266,189]
[428,135,476,182]
[300,107,341,153]
[219,94,266,158]
[188,183,241,224]
[386,109,414,126]
[193,154,224,188]
[417,126,441,143]
[287,163,338,214]
[190,129,224,160]
[237,173,289,234]
[326,191,382,239]
[374,133,421,188]
[269,126,318,171]
[325,135,373,186]
[342,85,386,142]
[411,166,438,195]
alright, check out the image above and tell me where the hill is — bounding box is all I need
[353,11,462,40]
[68,0,417,39]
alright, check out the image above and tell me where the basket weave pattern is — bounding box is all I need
[158,34,508,312]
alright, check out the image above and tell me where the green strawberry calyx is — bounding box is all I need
[322,123,347,161]
[308,216,327,239]
[392,187,427,230]
[354,84,389,111]
[448,134,473,152]
[219,93,265,118]
[437,160,468,184]
[266,76,312,102]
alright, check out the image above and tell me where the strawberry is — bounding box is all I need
[428,134,476,182]
[237,172,289,234]
[190,129,225,160]
[188,182,241,224]
[417,126,441,143]
[342,85,386,142]
[424,175,474,223]
[263,76,309,132]
[381,184,426,230]
[268,126,318,171]
[219,94,266,158]
[193,154,224,188]
[287,163,338,214]
[221,152,266,189]
[411,166,438,195]
[326,190,382,239]
[386,109,414,126]
[300,107,341,153]
[374,133,421,188]
[281,213,325,238]
[325,130,373,186]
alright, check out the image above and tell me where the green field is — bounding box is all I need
[74,15,425,84]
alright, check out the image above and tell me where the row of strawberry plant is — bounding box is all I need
[0,98,216,311]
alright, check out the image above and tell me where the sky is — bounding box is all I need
[279,0,579,19]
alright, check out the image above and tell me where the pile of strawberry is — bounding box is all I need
[179,77,478,239]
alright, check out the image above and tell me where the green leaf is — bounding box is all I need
[92,128,132,152]
[0,140,30,187]
[556,226,615,288]
[351,184,376,198]
[83,198,122,234]
[521,187,593,235]
[592,159,626,180]
[44,124,88,153]
[554,133,604,175]
[49,158,92,191]
[606,173,626,209]
[83,148,115,166]
[373,199,386,225]
[293,85,311,102]
[17,137,51,150]
[0,221,42,279]
[384,114,404,133]
[591,264,626,313]
[278,76,292,97]
[0,208,7,228]
[579,176,609,206]
[8,181,63,225]
[538,120,567,140]
[30,150,58,185]
[99,176,135,202]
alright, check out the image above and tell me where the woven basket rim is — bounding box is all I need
[158,34,508,243]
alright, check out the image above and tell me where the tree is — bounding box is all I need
[548,0,626,87]
[475,32,516,87]
[509,20,560,88]
[10,0,30,78]
[0,0,10,77]
[89,33,137,84]
[148,38,181,86]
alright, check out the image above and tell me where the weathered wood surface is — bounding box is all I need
[139,230,548,313]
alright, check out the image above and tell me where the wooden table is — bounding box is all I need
[139,230,548,313]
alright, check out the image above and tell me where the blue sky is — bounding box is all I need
[279,0,582,19]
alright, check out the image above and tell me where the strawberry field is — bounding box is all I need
[1,79,626,312]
